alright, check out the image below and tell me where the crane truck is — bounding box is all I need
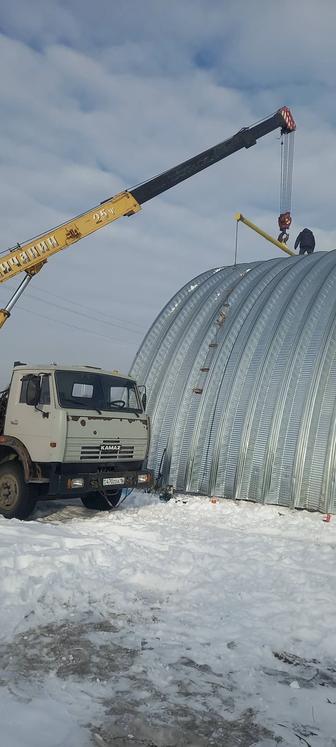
[0,106,295,519]
[0,364,151,519]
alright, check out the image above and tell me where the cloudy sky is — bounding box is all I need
[1,0,336,387]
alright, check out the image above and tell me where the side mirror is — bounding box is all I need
[138,385,147,411]
[25,376,41,407]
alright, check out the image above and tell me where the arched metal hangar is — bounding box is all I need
[130,251,336,513]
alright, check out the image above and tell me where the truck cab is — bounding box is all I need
[0,363,151,519]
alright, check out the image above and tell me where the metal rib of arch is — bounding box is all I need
[130,251,336,513]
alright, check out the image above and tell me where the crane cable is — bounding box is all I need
[278,129,295,243]
[234,217,239,266]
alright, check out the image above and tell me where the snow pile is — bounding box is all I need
[1,493,336,746]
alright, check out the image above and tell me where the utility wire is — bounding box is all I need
[0,285,146,335]
[9,292,143,335]
[2,301,139,346]
[28,284,146,331]
[234,219,239,266]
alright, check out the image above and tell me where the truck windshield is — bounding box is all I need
[55,371,142,413]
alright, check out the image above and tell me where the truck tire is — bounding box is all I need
[81,490,122,511]
[0,462,35,520]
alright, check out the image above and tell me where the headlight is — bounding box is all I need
[67,478,84,489]
[138,473,150,484]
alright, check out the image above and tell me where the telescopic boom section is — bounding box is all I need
[131,106,296,204]
[0,106,295,290]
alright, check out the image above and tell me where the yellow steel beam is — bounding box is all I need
[0,191,141,284]
[234,212,296,257]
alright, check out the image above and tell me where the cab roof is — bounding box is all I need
[12,363,134,381]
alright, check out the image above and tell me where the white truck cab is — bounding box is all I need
[0,363,152,519]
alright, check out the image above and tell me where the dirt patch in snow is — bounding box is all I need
[264,650,336,689]
[0,617,136,682]
[0,618,276,746]
[92,706,275,747]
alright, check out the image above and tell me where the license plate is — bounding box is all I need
[103,477,125,486]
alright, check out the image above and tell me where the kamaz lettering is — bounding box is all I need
[101,444,120,452]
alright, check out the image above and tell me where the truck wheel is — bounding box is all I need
[0,462,35,520]
[81,490,122,511]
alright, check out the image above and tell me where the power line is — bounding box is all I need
[0,285,146,335]
[27,283,146,331]
[20,292,143,335]
[0,298,141,346]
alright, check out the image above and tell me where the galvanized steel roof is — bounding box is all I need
[130,251,336,512]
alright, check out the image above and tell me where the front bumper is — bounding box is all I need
[48,468,153,496]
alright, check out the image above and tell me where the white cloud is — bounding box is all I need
[0,1,335,385]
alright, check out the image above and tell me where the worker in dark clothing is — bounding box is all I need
[294,228,315,255]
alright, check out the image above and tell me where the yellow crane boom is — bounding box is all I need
[0,191,140,285]
[0,191,140,329]
[0,105,296,329]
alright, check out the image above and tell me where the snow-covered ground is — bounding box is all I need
[1,492,336,747]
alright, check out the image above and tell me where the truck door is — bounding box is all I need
[8,373,62,463]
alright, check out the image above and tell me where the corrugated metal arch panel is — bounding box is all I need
[211,253,319,503]
[322,383,336,513]
[216,252,333,506]
[131,268,215,396]
[131,269,216,477]
[130,250,336,512]
[162,266,242,489]
[291,262,336,511]
[170,264,260,490]
[231,255,333,507]
[264,253,336,508]
[296,318,336,512]
[147,265,255,480]
[131,266,243,477]
[188,257,301,496]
